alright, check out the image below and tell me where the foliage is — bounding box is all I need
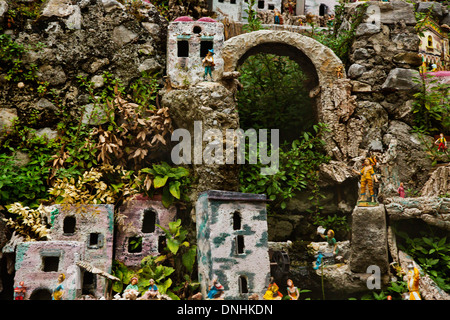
[0,34,39,82]
[141,162,190,208]
[308,2,368,65]
[237,53,315,143]
[411,74,450,135]
[3,203,51,241]
[47,162,190,210]
[360,280,408,300]
[239,123,331,213]
[112,219,199,300]
[242,0,264,32]
[312,213,350,238]
[156,219,199,299]
[412,128,450,166]
[77,72,173,170]
[396,230,450,293]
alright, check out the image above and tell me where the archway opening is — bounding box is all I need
[29,288,52,300]
[235,42,319,144]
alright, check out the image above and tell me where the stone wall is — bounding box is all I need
[0,0,167,135]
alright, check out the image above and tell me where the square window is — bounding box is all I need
[42,256,59,272]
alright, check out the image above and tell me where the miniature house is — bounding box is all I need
[114,197,177,267]
[304,0,338,16]
[196,190,271,300]
[13,204,115,299]
[419,17,450,71]
[166,16,225,86]
[14,241,84,300]
[209,0,282,22]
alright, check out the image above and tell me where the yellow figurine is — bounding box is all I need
[353,158,378,204]
[52,273,65,300]
[406,262,421,300]
[263,277,283,300]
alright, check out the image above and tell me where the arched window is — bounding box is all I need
[239,276,248,294]
[232,211,242,230]
[63,216,76,235]
[428,35,433,48]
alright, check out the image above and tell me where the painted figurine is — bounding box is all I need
[313,251,324,270]
[207,276,224,299]
[14,281,27,300]
[274,9,281,24]
[318,229,338,255]
[52,273,65,300]
[406,262,421,300]
[123,276,140,300]
[202,49,215,81]
[286,279,299,300]
[435,133,447,152]
[353,158,379,203]
[263,277,283,300]
[143,278,159,300]
[397,182,406,198]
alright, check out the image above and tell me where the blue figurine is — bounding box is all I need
[313,251,324,270]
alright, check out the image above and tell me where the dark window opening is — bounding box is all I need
[258,0,265,9]
[158,235,166,253]
[128,236,142,253]
[193,26,202,34]
[29,288,52,300]
[319,4,327,16]
[232,211,241,230]
[42,256,59,272]
[63,216,76,234]
[89,233,99,246]
[200,41,213,58]
[142,209,156,233]
[236,235,245,254]
[82,271,96,295]
[231,0,236,3]
[239,276,248,294]
[268,4,274,10]
[218,0,224,2]
[177,41,189,57]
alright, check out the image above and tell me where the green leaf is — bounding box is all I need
[154,175,169,188]
[169,180,181,199]
[167,237,180,255]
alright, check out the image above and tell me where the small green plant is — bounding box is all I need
[242,0,264,32]
[239,123,331,213]
[396,230,450,293]
[141,162,190,208]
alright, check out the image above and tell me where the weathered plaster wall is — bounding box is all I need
[196,190,271,299]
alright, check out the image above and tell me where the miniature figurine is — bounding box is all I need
[274,9,281,24]
[142,278,159,300]
[397,182,406,198]
[123,276,140,300]
[263,277,283,300]
[353,158,379,204]
[313,251,324,270]
[14,281,27,300]
[406,262,421,300]
[52,273,66,300]
[318,229,338,255]
[207,276,224,299]
[435,133,448,153]
[202,49,215,81]
[286,279,299,300]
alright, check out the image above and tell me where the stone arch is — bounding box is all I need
[219,30,357,160]
[221,30,344,85]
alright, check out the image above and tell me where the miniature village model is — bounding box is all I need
[0,0,449,302]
